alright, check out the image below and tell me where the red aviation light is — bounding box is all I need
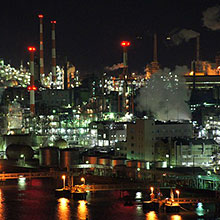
[27,86,37,91]
[121,41,131,47]
[51,20,56,24]
[38,14,44,18]
[28,47,36,52]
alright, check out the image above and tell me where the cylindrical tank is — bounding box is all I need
[126,160,145,168]
[98,158,111,166]
[4,135,32,147]
[39,147,59,167]
[111,158,125,167]
[83,156,98,164]
[55,139,68,149]
[6,144,34,160]
[146,161,150,170]
[155,161,167,168]
[60,148,79,168]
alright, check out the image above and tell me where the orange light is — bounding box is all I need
[38,14,44,18]
[28,47,36,52]
[121,41,130,47]
[51,20,56,24]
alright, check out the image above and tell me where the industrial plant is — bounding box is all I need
[0,13,220,187]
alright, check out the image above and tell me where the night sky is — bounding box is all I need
[1,0,220,75]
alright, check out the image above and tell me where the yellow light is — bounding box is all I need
[81,177,85,184]
[62,175,66,180]
[150,187,154,194]
[171,215,182,220]
[146,211,158,220]
[77,200,88,219]
[175,190,180,195]
[58,198,70,219]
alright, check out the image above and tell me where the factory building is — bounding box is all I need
[175,138,218,168]
[116,119,193,162]
[89,121,127,148]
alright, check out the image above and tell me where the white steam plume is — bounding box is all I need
[171,29,200,45]
[202,5,220,30]
[106,63,124,71]
[136,65,191,121]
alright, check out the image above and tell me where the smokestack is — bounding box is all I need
[196,35,200,72]
[150,33,159,74]
[38,14,44,81]
[51,20,57,86]
[121,41,130,78]
[28,47,36,116]
[153,33,158,62]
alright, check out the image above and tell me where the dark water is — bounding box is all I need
[0,178,218,220]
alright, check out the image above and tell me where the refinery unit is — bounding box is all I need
[1,14,220,176]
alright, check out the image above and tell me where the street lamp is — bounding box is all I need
[62,175,66,189]
[150,187,154,194]
[81,177,85,185]
[175,190,180,203]
[150,187,155,200]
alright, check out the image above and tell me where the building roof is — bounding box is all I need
[176,138,217,145]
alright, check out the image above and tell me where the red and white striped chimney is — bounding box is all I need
[51,20,57,85]
[38,14,44,79]
[28,47,36,116]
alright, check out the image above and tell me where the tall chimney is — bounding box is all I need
[153,33,157,62]
[196,35,200,72]
[51,20,57,87]
[121,41,130,78]
[150,33,159,74]
[28,47,36,116]
[38,14,44,82]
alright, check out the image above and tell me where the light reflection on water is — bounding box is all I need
[57,198,70,220]
[0,179,216,220]
[171,215,182,220]
[0,189,5,220]
[77,200,88,220]
[146,211,159,220]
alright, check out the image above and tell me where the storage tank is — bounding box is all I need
[111,158,125,167]
[83,156,98,164]
[155,161,167,168]
[55,139,68,149]
[4,134,32,147]
[6,144,34,160]
[39,147,59,167]
[146,161,150,170]
[126,160,146,168]
[60,148,79,168]
[98,157,111,166]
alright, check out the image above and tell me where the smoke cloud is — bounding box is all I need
[106,63,124,71]
[202,5,220,30]
[171,29,200,45]
[136,65,191,121]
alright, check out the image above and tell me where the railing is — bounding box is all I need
[173,197,215,204]
[85,183,147,191]
[0,171,65,181]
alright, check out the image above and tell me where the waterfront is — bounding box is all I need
[0,178,218,219]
